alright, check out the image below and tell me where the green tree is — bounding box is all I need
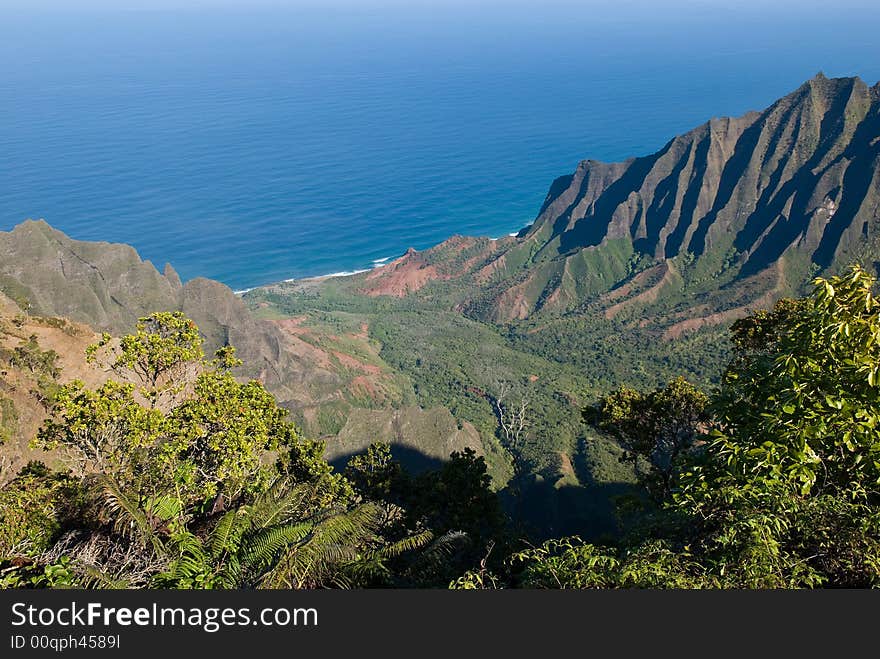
[586,376,709,501]
[10,313,455,589]
[344,442,403,503]
[452,537,709,589]
[165,370,293,506]
[344,443,505,585]
[87,311,210,409]
[28,314,347,575]
[11,335,59,378]
[478,266,880,589]
[406,449,503,542]
[710,266,880,496]
[675,265,880,586]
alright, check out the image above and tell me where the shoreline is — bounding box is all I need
[232,224,531,296]
[233,259,392,295]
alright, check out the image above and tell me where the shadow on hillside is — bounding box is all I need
[330,443,640,542]
[500,478,640,542]
[328,444,444,475]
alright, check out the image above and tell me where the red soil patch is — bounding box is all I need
[604,262,676,319]
[474,253,508,284]
[331,350,382,376]
[557,452,577,480]
[349,375,380,400]
[271,319,335,369]
[661,262,785,340]
[273,316,310,334]
[453,239,507,277]
[542,280,570,311]
[662,307,750,340]
[359,249,446,298]
[494,286,532,321]
[603,264,666,303]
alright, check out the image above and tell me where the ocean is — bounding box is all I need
[2,3,880,291]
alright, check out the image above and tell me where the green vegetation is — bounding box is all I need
[4,76,880,587]
[585,376,709,502]
[10,334,59,379]
[0,397,17,444]
[0,462,84,559]
[7,266,880,588]
[0,312,501,588]
[246,272,730,537]
[454,266,880,588]
[6,251,880,588]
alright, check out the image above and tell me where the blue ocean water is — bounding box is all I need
[2,4,879,291]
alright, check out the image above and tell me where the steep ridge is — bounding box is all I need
[355,74,880,327]
[0,221,484,470]
[0,220,182,331]
[4,74,880,523]
[0,220,298,393]
[240,74,880,534]
[0,293,104,480]
[534,74,879,272]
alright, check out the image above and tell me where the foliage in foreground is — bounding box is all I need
[455,266,880,588]
[0,312,498,588]
[6,265,880,588]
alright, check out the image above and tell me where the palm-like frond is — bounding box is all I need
[209,509,245,559]
[158,531,209,586]
[410,530,469,566]
[243,480,313,530]
[106,476,449,589]
[98,476,165,554]
[144,494,181,524]
[258,503,385,589]
[76,563,132,590]
[374,529,436,559]
[236,522,313,585]
[346,530,470,586]
[342,528,437,585]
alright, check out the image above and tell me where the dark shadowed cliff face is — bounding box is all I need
[529,74,879,273]
[353,75,880,329]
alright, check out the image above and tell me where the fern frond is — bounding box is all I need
[209,509,245,558]
[344,530,467,587]
[259,504,384,589]
[244,480,312,529]
[99,477,165,554]
[155,531,209,586]
[238,521,313,583]
[75,563,131,590]
[144,494,181,524]
[374,529,436,559]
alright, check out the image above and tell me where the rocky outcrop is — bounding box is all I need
[0,220,182,331]
[0,220,291,385]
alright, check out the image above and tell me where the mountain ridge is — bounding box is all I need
[339,74,879,330]
[4,73,880,532]
[0,221,486,477]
